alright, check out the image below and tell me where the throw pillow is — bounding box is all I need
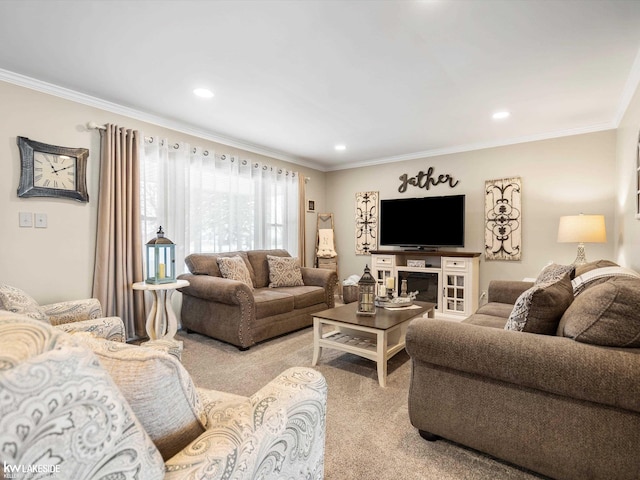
[558,276,640,347]
[0,284,48,323]
[217,255,254,290]
[267,255,304,288]
[74,333,207,460]
[535,263,575,285]
[505,274,574,335]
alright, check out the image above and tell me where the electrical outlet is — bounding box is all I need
[19,212,32,227]
[35,213,48,228]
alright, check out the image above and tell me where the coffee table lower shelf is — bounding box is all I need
[312,303,434,387]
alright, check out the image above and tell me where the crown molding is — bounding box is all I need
[325,122,616,172]
[0,68,324,171]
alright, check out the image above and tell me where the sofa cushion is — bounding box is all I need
[74,333,206,460]
[247,249,290,288]
[574,259,618,277]
[535,263,575,284]
[463,313,508,329]
[186,252,256,284]
[267,255,304,287]
[272,285,326,309]
[558,276,640,347]
[217,255,255,290]
[0,284,48,323]
[505,274,574,334]
[253,289,295,319]
[474,302,514,319]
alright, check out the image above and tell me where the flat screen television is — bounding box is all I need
[379,194,465,249]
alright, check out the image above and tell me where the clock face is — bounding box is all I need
[33,152,77,190]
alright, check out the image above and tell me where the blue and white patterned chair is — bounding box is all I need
[0,283,125,341]
[0,315,327,479]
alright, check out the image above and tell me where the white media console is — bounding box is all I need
[370,250,481,320]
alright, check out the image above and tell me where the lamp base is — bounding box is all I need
[572,243,587,266]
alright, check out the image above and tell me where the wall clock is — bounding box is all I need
[17,136,89,202]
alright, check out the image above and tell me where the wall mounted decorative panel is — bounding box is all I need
[485,177,522,261]
[355,191,378,255]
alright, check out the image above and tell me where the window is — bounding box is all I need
[140,139,299,274]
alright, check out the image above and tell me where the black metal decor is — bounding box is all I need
[355,191,378,255]
[485,177,522,261]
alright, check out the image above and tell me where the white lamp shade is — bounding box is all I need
[557,215,606,243]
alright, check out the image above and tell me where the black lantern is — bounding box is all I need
[145,226,176,284]
[357,265,376,316]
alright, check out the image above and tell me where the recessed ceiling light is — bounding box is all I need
[193,88,214,99]
[492,111,511,120]
[334,144,346,151]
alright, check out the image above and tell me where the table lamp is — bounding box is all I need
[557,214,606,265]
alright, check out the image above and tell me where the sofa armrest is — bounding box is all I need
[301,267,337,308]
[178,273,255,305]
[406,318,640,413]
[43,298,103,324]
[164,367,327,479]
[487,280,533,304]
[54,317,126,343]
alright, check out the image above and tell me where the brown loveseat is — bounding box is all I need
[178,249,337,349]
[406,261,640,480]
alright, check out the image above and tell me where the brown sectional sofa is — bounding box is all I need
[178,249,337,349]
[406,261,640,480]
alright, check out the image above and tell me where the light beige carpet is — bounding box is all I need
[178,326,547,480]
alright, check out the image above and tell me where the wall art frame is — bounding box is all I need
[484,177,522,261]
[355,191,378,255]
[17,136,89,202]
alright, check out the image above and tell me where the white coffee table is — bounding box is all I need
[312,301,435,387]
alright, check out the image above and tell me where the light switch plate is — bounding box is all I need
[19,212,32,227]
[35,213,47,228]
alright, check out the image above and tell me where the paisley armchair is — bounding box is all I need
[0,316,327,479]
[0,283,124,341]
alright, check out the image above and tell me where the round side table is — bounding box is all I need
[132,279,189,359]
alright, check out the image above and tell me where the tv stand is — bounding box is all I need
[370,250,481,320]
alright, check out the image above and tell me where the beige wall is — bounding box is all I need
[2,77,633,310]
[325,131,617,299]
[0,80,327,304]
[615,82,640,271]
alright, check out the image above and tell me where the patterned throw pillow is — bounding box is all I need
[535,263,575,285]
[267,255,304,288]
[74,333,207,460]
[505,274,574,335]
[0,284,48,323]
[217,256,254,290]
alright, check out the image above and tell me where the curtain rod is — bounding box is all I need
[88,121,157,145]
[87,121,301,176]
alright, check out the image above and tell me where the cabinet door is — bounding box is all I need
[443,272,467,315]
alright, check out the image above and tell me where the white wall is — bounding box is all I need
[0,80,327,305]
[325,131,617,299]
[615,82,640,271]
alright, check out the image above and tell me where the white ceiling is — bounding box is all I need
[1,0,640,171]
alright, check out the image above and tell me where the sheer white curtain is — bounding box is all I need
[140,138,299,274]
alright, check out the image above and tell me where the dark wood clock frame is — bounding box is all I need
[17,136,89,202]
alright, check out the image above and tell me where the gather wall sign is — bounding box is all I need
[398,166,459,193]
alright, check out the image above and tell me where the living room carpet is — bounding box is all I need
[178,326,547,480]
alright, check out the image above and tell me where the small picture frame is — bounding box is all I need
[307,200,316,212]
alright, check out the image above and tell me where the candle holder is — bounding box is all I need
[145,226,176,284]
